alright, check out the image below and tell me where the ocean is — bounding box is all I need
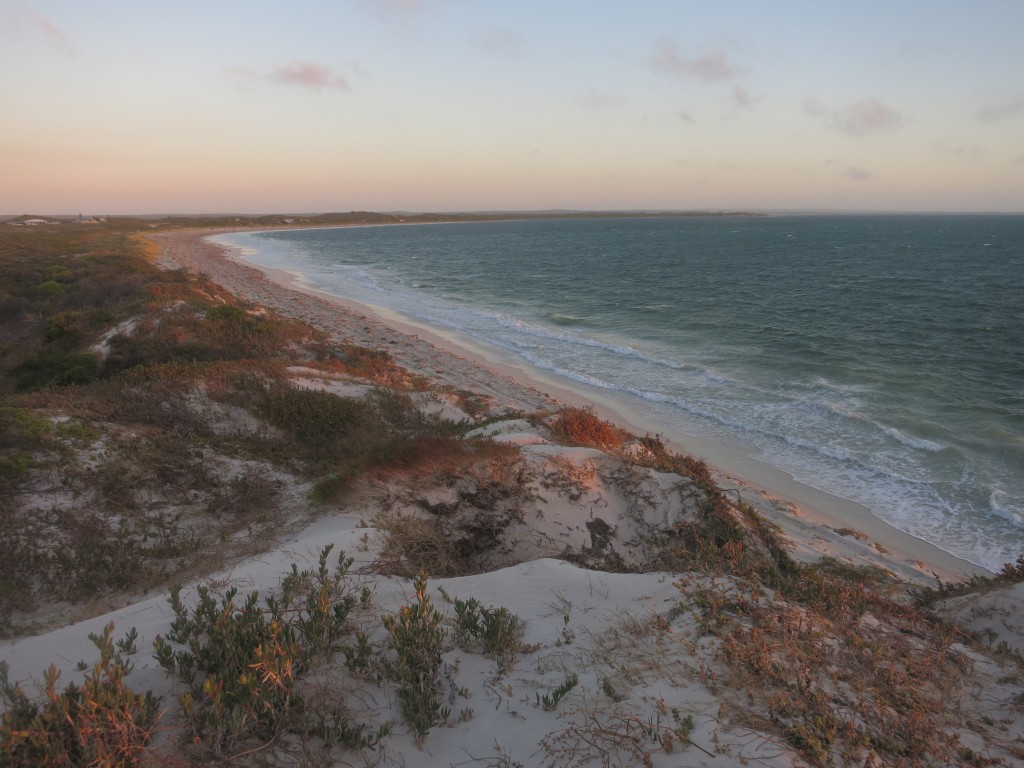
[214,215,1024,572]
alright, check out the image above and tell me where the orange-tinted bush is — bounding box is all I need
[549,407,623,449]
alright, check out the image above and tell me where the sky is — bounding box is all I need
[2,0,1024,214]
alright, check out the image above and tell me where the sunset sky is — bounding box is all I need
[3,0,1023,214]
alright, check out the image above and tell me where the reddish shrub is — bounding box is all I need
[549,407,623,449]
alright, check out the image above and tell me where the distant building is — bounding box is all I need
[23,218,49,225]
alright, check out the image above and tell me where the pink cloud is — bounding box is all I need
[653,39,739,82]
[272,61,351,91]
[9,2,76,57]
[806,97,905,137]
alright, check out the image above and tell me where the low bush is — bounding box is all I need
[327,344,409,386]
[538,673,578,711]
[0,406,49,488]
[254,384,371,468]
[383,573,448,740]
[0,623,159,768]
[154,545,387,758]
[549,407,624,449]
[445,591,524,672]
[10,348,99,390]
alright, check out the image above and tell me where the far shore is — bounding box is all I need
[152,227,991,584]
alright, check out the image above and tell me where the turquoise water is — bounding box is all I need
[216,215,1024,571]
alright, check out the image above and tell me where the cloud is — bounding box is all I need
[977,96,1024,123]
[676,110,696,124]
[845,166,878,181]
[272,61,351,90]
[5,2,76,57]
[580,90,625,111]
[653,39,739,82]
[732,85,754,108]
[805,97,905,137]
[230,61,357,92]
[472,27,523,56]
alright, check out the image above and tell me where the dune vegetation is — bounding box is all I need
[1,222,1023,767]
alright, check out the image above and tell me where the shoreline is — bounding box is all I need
[152,228,989,583]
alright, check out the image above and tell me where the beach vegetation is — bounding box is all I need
[373,445,532,577]
[383,573,448,740]
[254,383,371,466]
[448,387,495,419]
[537,672,578,711]
[0,405,48,480]
[678,556,989,766]
[153,544,388,759]
[0,227,160,395]
[374,515,463,577]
[0,623,159,768]
[440,588,525,672]
[4,221,1023,765]
[323,343,412,387]
[10,348,99,390]
[548,406,626,449]
[916,553,1024,609]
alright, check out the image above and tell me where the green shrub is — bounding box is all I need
[46,516,148,602]
[0,623,159,768]
[255,384,371,467]
[444,591,524,672]
[10,349,98,390]
[310,463,361,503]
[154,545,387,757]
[0,406,49,487]
[35,280,66,300]
[383,573,448,740]
[538,673,578,711]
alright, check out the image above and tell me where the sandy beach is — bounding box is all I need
[155,228,986,584]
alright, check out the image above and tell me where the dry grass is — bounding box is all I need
[373,516,464,578]
[540,692,701,767]
[372,445,533,578]
[679,572,1011,766]
[548,407,626,450]
[317,344,415,388]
